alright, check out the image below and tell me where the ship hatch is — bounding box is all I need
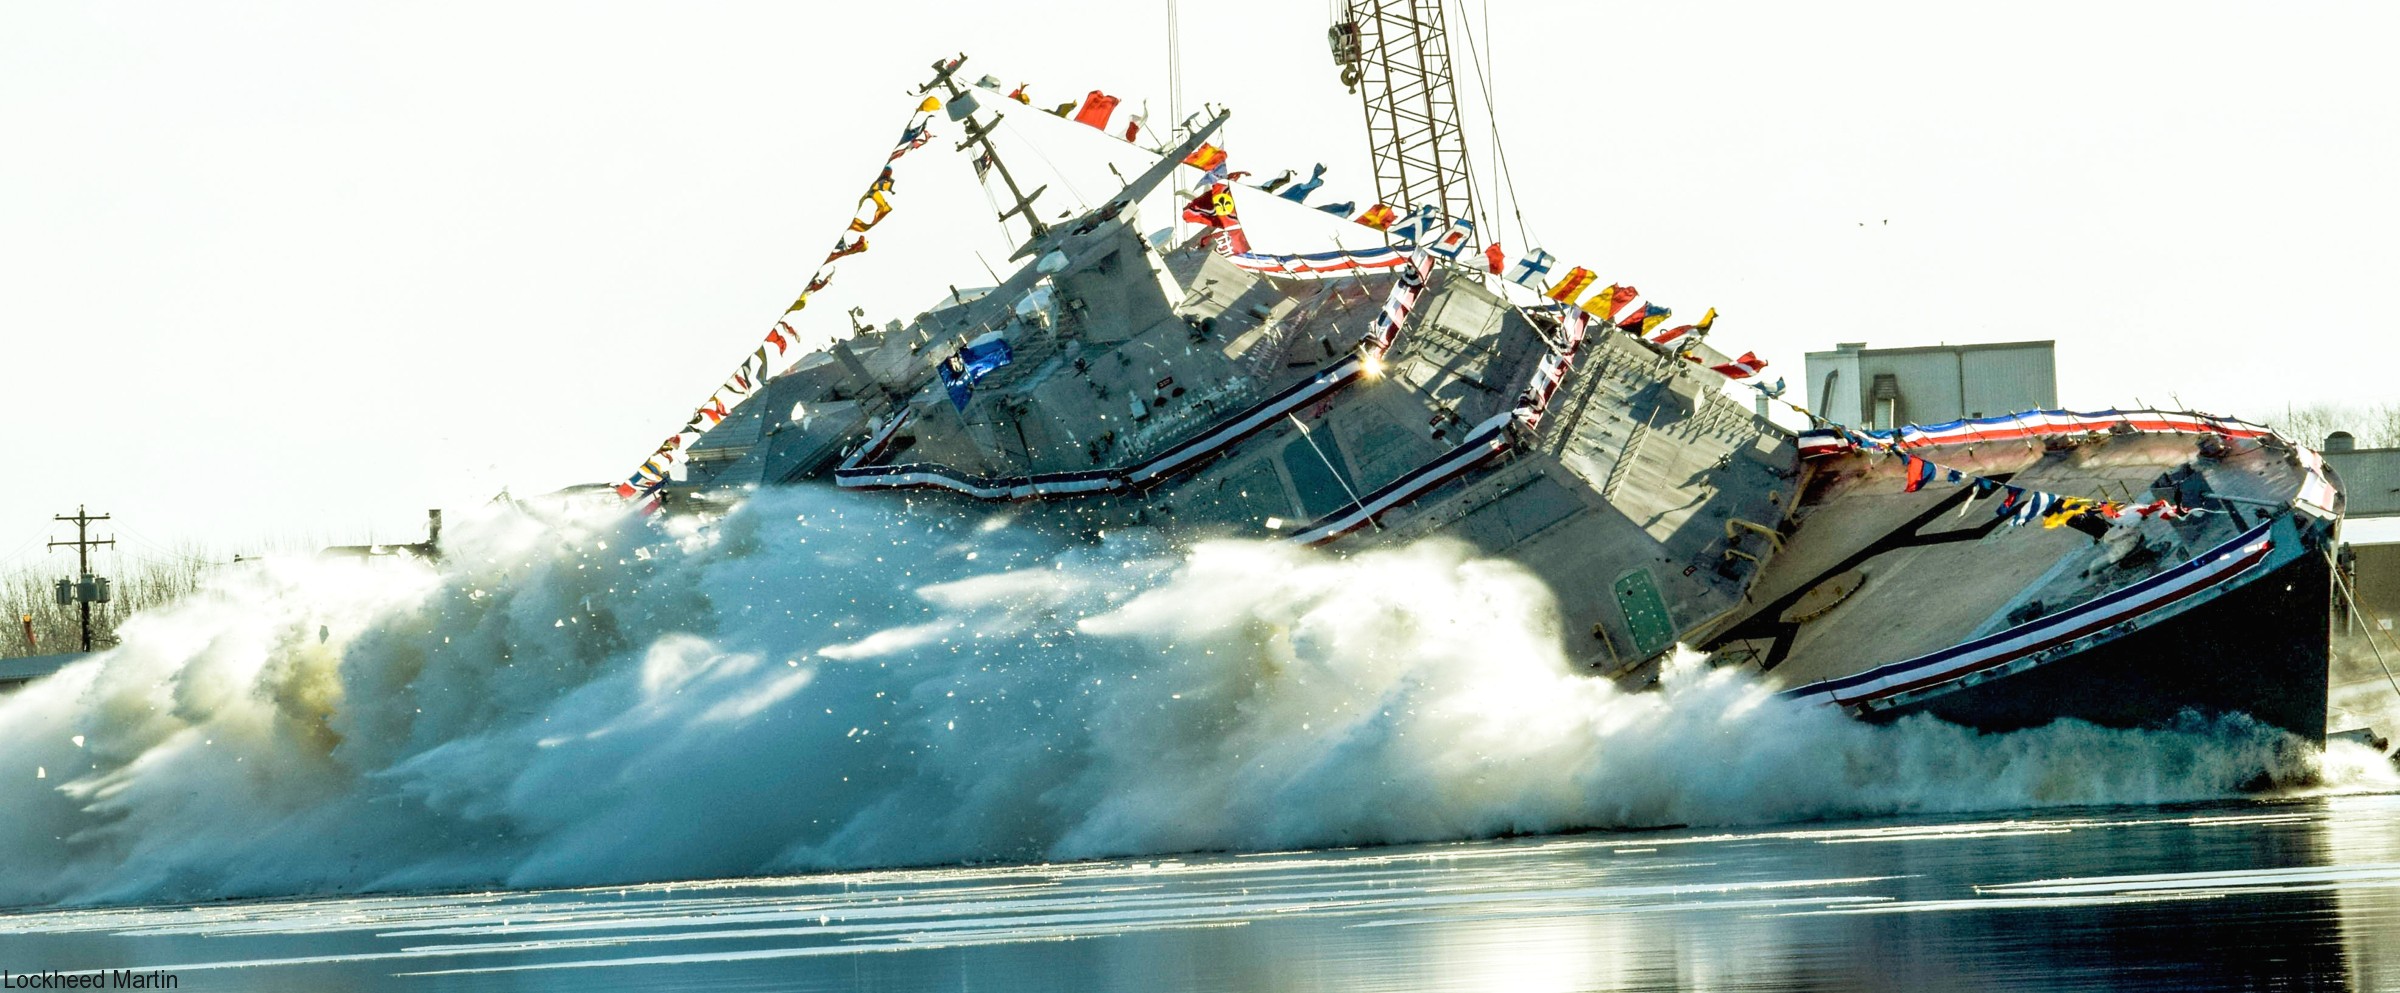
[1613,570,1677,657]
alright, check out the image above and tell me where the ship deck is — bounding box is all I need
[1718,432,2307,690]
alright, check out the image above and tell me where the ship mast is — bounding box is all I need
[1328,1,1476,243]
[917,56,1051,244]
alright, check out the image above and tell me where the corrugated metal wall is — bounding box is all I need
[1804,341,2056,429]
[2328,449,2400,517]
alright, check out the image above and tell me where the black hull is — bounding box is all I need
[1865,546,2331,743]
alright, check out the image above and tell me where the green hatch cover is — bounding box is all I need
[1613,569,1676,658]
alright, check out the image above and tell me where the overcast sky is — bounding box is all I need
[3,1,2394,571]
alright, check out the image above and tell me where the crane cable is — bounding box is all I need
[1452,0,1534,252]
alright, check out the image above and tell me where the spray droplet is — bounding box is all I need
[34,767,44,779]
[69,736,84,748]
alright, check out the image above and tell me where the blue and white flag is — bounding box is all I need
[2011,491,2055,526]
[1315,201,1356,218]
[1427,217,1475,259]
[1387,205,1446,245]
[1505,248,1554,288]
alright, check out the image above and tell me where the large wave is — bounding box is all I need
[0,490,2348,907]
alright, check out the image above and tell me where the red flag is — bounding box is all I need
[1073,91,1120,130]
[1708,351,1770,379]
[1484,242,1507,275]
[1604,285,1640,322]
[1181,183,1249,254]
[1123,119,1141,142]
[768,322,793,354]
[1183,183,1236,226]
[1182,143,1228,171]
[1181,192,1215,226]
[1902,454,1927,492]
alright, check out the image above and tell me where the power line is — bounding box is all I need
[0,531,43,568]
[108,520,225,568]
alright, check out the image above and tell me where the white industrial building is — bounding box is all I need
[1804,340,2058,431]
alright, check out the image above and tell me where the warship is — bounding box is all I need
[631,33,2342,743]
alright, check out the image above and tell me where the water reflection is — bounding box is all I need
[3,795,2398,991]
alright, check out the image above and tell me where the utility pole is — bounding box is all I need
[48,505,114,652]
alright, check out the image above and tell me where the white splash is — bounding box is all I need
[0,489,2334,908]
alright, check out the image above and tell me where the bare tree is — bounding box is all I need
[2,548,221,659]
[2369,402,2400,449]
[2267,402,2400,449]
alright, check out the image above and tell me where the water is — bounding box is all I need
[1,489,2389,988]
[7,794,2400,990]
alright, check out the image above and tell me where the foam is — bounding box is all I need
[0,488,2337,907]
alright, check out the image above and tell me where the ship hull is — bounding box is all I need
[1859,522,2330,741]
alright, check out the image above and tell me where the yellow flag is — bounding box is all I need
[918,95,942,112]
[1578,284,1618,318]
[2041,497,2092,528]
[850,190,892,232]
[1696,307,1718,332]
[785,292,810,314]
[1546,267,1597,305]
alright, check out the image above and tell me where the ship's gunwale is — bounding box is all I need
[1780,517,2281,707]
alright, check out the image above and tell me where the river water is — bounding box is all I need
[6,792,2400,991]
[2,492,2389,989]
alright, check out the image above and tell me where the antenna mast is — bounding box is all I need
[1329,0,1476,242]
[918,55,1050,245]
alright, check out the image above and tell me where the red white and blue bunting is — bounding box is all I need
[1226,247,1415,279]
[1799,409,2277,456]
[1791,407,2342,528]
[1284,298,1594,546]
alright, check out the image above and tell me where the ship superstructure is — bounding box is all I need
[639,44,2339,744]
